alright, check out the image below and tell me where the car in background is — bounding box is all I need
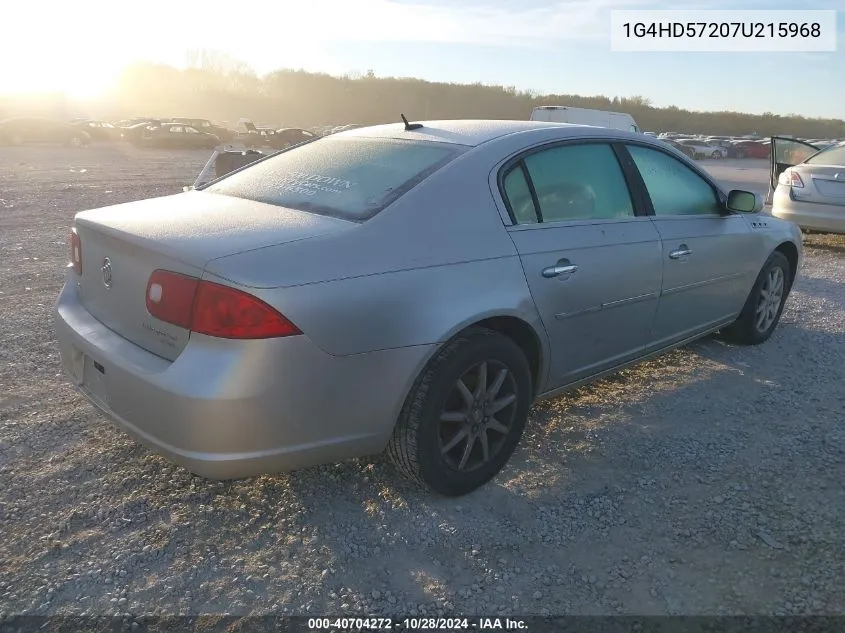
[233,120,281,147]
[55,119,801,496]
[658,138,696,159]
[732,140,771,159]
[71,120,122,142]
[170,118,235,143]
[0,117,91,147]
[271,127,318,149]
[705,139,745,158]
[771,137,845,234]
[676,139,727,159]
[115,118,162,129]
[126,122,220,149]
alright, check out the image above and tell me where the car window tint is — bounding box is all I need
[806,144,845,166]
[207,137,464,221]
[502,166,538,224]
[522,143,634,222]
[627,145,721,216]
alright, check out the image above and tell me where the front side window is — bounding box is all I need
[206,137,463,221]
[514,143,635,222]
[627,145,721,216]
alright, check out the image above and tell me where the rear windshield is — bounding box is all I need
[206,137,464,221]
[806,143,845,166]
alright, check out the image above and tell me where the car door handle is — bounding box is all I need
[669,248,692,259]
[542,264,578,278]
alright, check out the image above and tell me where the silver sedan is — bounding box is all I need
[55,120,803,496]
[770,136,845,234]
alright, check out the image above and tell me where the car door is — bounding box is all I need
[770,137,821,192]
[622,143,757,350]
[500,141,663,389]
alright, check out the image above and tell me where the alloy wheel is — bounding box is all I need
[755,266,784,333]
[437,360,518,472]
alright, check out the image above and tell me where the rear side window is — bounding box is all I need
[518,143,635,222]
[207,137,463,221]
[502,166,539,224]
[806,144,845,166]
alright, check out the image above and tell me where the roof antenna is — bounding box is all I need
[401,114,423,131]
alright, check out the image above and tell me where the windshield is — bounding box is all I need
[206,137,464,221]
[805,143,845,167]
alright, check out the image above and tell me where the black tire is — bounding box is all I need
[711,150,722,160]
[718,251,792,345]
[387,327,532,496]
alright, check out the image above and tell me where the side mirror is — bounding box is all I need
[726,189,763,213]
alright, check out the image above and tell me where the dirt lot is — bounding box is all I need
[1,145,843,619]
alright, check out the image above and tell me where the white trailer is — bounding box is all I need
[530,106,640,133]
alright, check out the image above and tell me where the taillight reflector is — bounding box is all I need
[70,228,82,276]
[145,270,301,339]
[145,270,199,330]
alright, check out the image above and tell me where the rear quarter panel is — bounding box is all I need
[205,146,546,358]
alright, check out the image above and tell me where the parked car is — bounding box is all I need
[658,138,696,159]
[71,120,122,142]
[234,120,280,147]
[0,117,91,146]
[169,118,235,142]
[770,137,845,234]
[733,140,771,159]
[115,118,162,129]
[271,127,318,149]
[55,120,801,496]
[125,122,220,149]
[676,139,727,159]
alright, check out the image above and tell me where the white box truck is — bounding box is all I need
[530,106,640,133]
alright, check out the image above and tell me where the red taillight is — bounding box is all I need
[70,228,82,276]
[145,270,301,339]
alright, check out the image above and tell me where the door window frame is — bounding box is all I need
[496,139,652,227]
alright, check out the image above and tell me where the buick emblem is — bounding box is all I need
[101,257,113,288]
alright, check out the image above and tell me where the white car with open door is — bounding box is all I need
[770,136,845,235]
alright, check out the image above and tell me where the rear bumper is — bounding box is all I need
[772,186,845,234]
[54,279,432,479]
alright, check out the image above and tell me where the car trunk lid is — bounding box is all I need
[73,191,352,360]
[790,165,845,207]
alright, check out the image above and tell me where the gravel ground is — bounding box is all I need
[1,145,843,619]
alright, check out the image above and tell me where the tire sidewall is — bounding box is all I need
[414,333,532,496]
[744,252,792,343]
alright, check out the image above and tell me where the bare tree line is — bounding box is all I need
[2,58,843,138]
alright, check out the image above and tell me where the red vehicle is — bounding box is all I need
[733,140,771,159]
